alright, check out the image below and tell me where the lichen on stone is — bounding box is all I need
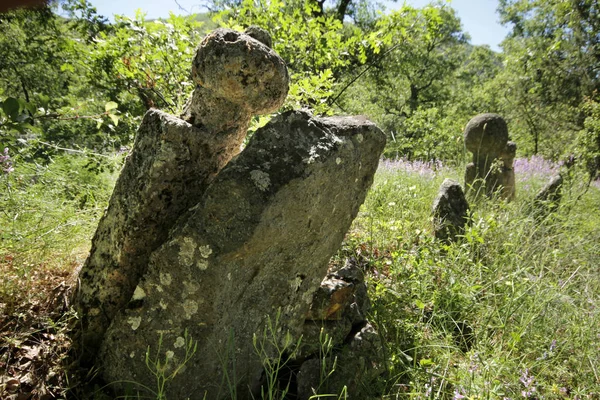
[289,276,303,292]
[128,316,142,331]
[178,237,196,267]
[183,299,199,319]
[198,245,212,258]
[250,169,271,191]
[196,259,209,270]
[183,281,199,297]
[160,272,172,286]
[132,285,146,301]
[174,336,185,348]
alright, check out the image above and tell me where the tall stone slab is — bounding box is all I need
[464,113,516,200]
[532,174,563,218]
[74,28,289,360]
[432,178,471,242]
[100,110,386,399]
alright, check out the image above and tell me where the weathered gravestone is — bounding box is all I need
[532,174,563,218]
[75,26,385,398]
[432,179,471,242]
[99,109,385,399]
[74,27,289,361]
[464,113,516,200]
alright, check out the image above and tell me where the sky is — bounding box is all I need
[87,0,512,52]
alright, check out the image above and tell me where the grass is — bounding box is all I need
[351,157,600,399]
[0,152,599,399]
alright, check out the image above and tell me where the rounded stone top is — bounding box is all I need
[244,26,272,48]
[464,113,509,154]
[502,141,517,157]
[191,28,289,115]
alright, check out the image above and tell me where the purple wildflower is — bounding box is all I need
[379,157,445,178]
[469,353,480,373]
[519,369,537,398]
[513,156,561,182]
[453,389,467,399]
[1,147,14,174]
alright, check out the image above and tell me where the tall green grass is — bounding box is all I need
[351,160,600,398]
[1,153,598,398]
[0,153,120,310]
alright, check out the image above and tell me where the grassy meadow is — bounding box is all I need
[0,152,599,399]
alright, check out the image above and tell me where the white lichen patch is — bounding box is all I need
[289,276,303,292]
[227,272,232,281]
[132,285,146,301]
[183,281,199,296]
[159,299,168,310]
[336,157,342,165]
[302,286,318,304]
[199,244,212,258]
[165,350,174,360]
[183,299,199,319]
[250,169,271,191]
[160,272,172,286]
[197,259,209,270]
[156,285,164,293]
[178,237,196,267]
[130,351,135,358]
[174,336,185,348]
[128,316,142,331]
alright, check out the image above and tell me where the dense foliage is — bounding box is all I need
[1,0,598,167]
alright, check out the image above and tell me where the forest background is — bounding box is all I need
[1,0,599,166]
[0,0,599,398]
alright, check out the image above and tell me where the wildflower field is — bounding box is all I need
[1,152,599,399]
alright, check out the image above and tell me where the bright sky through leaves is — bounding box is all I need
[88,0,510,51]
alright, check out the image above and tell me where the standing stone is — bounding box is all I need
[532,174,563,217]
[432,179,471,242]
[74,28,289,360]
[99,110,386,399]
[499,141,517,200]
[296,258,383,399]
[464,113,516,200]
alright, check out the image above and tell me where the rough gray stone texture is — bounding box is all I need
[295,258,383,399]
[75,28,289,360]
[299,257,370,358]
[464,113,508,155]
[181,28,288,129]
[464,113,516,200]
[244,25,273,48]
[297,323,384,400]
[533,174,563,217]
[432,179,471,242]
[99,110,386,399]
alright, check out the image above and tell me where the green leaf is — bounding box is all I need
[105,101,118,112]
[108,113,119,126]
[419,358,434,367]
[2,98,20,118]
[38,94,50,110]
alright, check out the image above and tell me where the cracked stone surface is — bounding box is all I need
[100,110,385,399]
[432,178,471,242]
[74,27,289,361]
